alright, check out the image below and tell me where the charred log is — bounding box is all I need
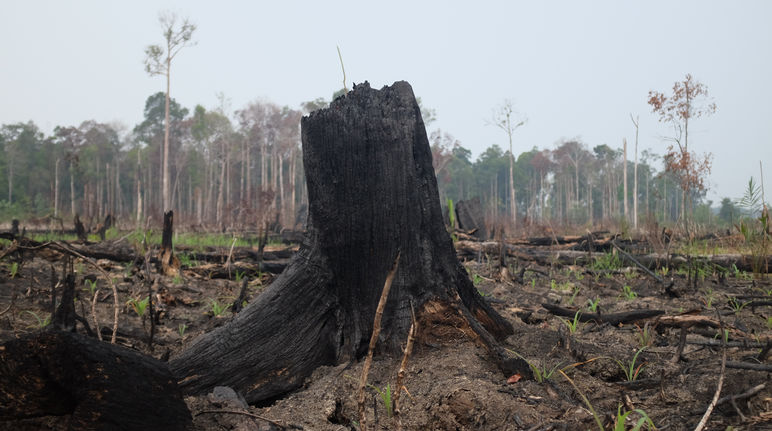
[0,331,190,430]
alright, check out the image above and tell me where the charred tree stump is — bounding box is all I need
[10,219,19,237]
[170,81,515,403]
[73,214,87,242]
[96,214,113,241]
[0,331,191,430]
[456,198,487,240]
[52,273,77,332]
[157,210,180,276]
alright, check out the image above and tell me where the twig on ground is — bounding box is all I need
[393,302,417,431]
[90,278,102,341]
[195,409,302,430]
[694,312,728,431]
[357,250,401,431]
[717,383,765,414]
[725,361,772,372]
[225,235,238,279]
[611,239,664,283]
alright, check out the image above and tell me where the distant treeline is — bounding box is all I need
[0,92,734,230]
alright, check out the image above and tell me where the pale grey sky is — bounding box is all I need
[2,1,770,203]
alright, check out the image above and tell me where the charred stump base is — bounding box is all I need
[157,210,180,276]
[170,81,517,404]
[0,331,191,430]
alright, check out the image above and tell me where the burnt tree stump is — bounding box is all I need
[0,331,191,430]
[170,81,515,403]
[157,210,180,276]
[73,214,87,242]
[456,197,487,240]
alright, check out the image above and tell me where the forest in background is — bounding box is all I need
[0,90,751,233]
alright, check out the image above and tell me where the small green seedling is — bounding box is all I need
[635,322,653,348]
[558,311,582,335]
[234,270,246,283]
[127,296,150,318]
[367,383,393,418]
[567,286,580,305]
[23,310,51,329]
[702,287,715,309]
[610,347,647,382]
[84,279,98,295]
[472,273,483,286]
[587,298,600,313]
[9,262,19,278]
[178,323,188,338]
[728,297,750,313]
[621,285,638,301]
[210,299,228,317]
[614,405,657,431]
[507,349,563,383]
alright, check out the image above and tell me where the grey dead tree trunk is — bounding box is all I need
[170,81,515,403]
[623,138,628,222]
[631,114,639,230]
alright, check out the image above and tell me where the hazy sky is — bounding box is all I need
[2,1,770,203]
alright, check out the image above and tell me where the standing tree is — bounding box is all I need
[491,100,525,230]
[648,74,716,222]
[144,11,196,212]
[630,115,640,230]
[170,81,515,403]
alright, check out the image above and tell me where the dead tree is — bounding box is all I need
[73,214,87,242]
[170,81,515,403]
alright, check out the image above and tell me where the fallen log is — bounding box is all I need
[541,303,664,326]
[0,331,191,430]
[455,241,770,274]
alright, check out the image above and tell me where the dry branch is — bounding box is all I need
[357,251,401,431]
[541,303,664,325]
[393,304,417,431]
[694,316,727,431]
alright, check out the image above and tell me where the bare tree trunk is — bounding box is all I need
[588,180,593,226]
[289,147,296,227]
[136,150,143,225]
[623,138,628,222]
[246,144,251,210]
[278,151,285,226]
[70,163,76,217]
[216,143,226,224]
[631,115,639,229]
[54,158,60,217]
[8,162,13,205]
[163,64,171,212]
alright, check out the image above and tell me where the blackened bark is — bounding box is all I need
[157,210,180,276]
[96,213,113,241]
[0,331,190,430]
[170,81,514,403]
[52,273,77,332]
[73,214,87,242]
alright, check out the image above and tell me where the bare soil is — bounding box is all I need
[1,236,771,430]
